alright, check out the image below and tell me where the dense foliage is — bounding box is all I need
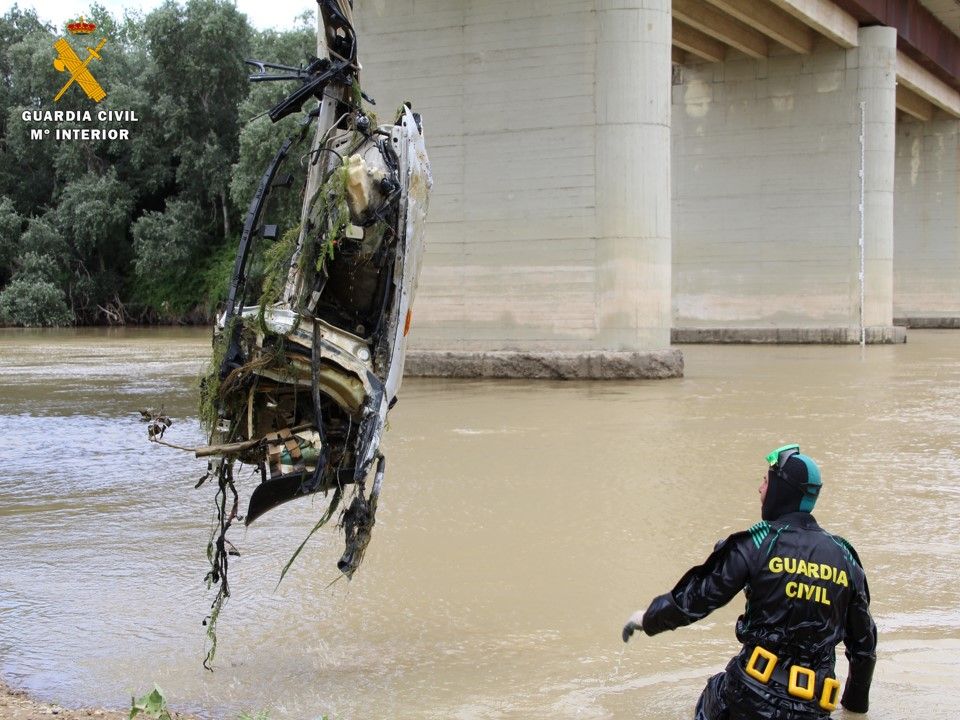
[0,2,314,326]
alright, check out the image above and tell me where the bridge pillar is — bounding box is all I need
[594,0,674,352]
[858,26,897,334]
[354,0,681,376]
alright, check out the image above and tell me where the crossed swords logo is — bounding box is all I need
[53,37,107,102]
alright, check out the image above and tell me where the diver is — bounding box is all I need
[621,445,876,719]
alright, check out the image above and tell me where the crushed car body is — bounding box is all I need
[219,104,431,531]
[185,0,431,666]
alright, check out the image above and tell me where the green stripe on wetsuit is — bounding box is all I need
[749,521,771,549]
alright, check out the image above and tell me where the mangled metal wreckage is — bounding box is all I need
[191,0,430,663]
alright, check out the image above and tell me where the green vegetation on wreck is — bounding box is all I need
[197,315,236,436]
[195,218,301,436]
[0,3,315,327]
[257,223,301,328]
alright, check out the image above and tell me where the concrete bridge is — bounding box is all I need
[352,0,960,377]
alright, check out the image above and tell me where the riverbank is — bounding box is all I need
[1,682,117,720]
[0,682,197,720]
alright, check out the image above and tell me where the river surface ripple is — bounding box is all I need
[0,327,958,719]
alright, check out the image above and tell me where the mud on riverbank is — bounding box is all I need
[0,682,197,720]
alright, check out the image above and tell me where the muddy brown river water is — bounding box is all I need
[1,328,958,719]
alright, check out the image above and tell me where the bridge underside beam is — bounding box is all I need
[896,51,960,119]
[673,18,727,62]
[767,0,858,48]
[896,85,934,122]
[703,0,815,53]
[673,0,769,58]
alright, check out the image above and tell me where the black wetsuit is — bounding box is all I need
[641,512,877,719]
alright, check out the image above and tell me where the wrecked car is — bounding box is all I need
[188,0,431,667]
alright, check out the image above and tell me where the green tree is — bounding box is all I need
[0,276,74,326]
[54,169,134,319]
[0,3,326,325]
[0,195,23,284]
[18,216,69,279]
[56,169,133,260]
[144,0,252,239]
[0,5,52,120]
[0,7,52,204]
[131,195,209,317]
[2,20,60,209]
[14,250,61,282]
[0,250,74,326]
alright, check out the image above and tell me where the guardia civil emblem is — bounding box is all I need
[52,17,107,103]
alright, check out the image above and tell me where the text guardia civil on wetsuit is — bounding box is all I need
[767,555,849,605]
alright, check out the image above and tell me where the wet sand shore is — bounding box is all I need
[0,682,197,720]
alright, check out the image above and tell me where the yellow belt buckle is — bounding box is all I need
[788,665,817,701]
[745,645,778,684]
[820,677,841,711]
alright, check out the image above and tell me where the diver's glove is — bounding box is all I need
[840,655,875,713]
[621,610,646,643]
